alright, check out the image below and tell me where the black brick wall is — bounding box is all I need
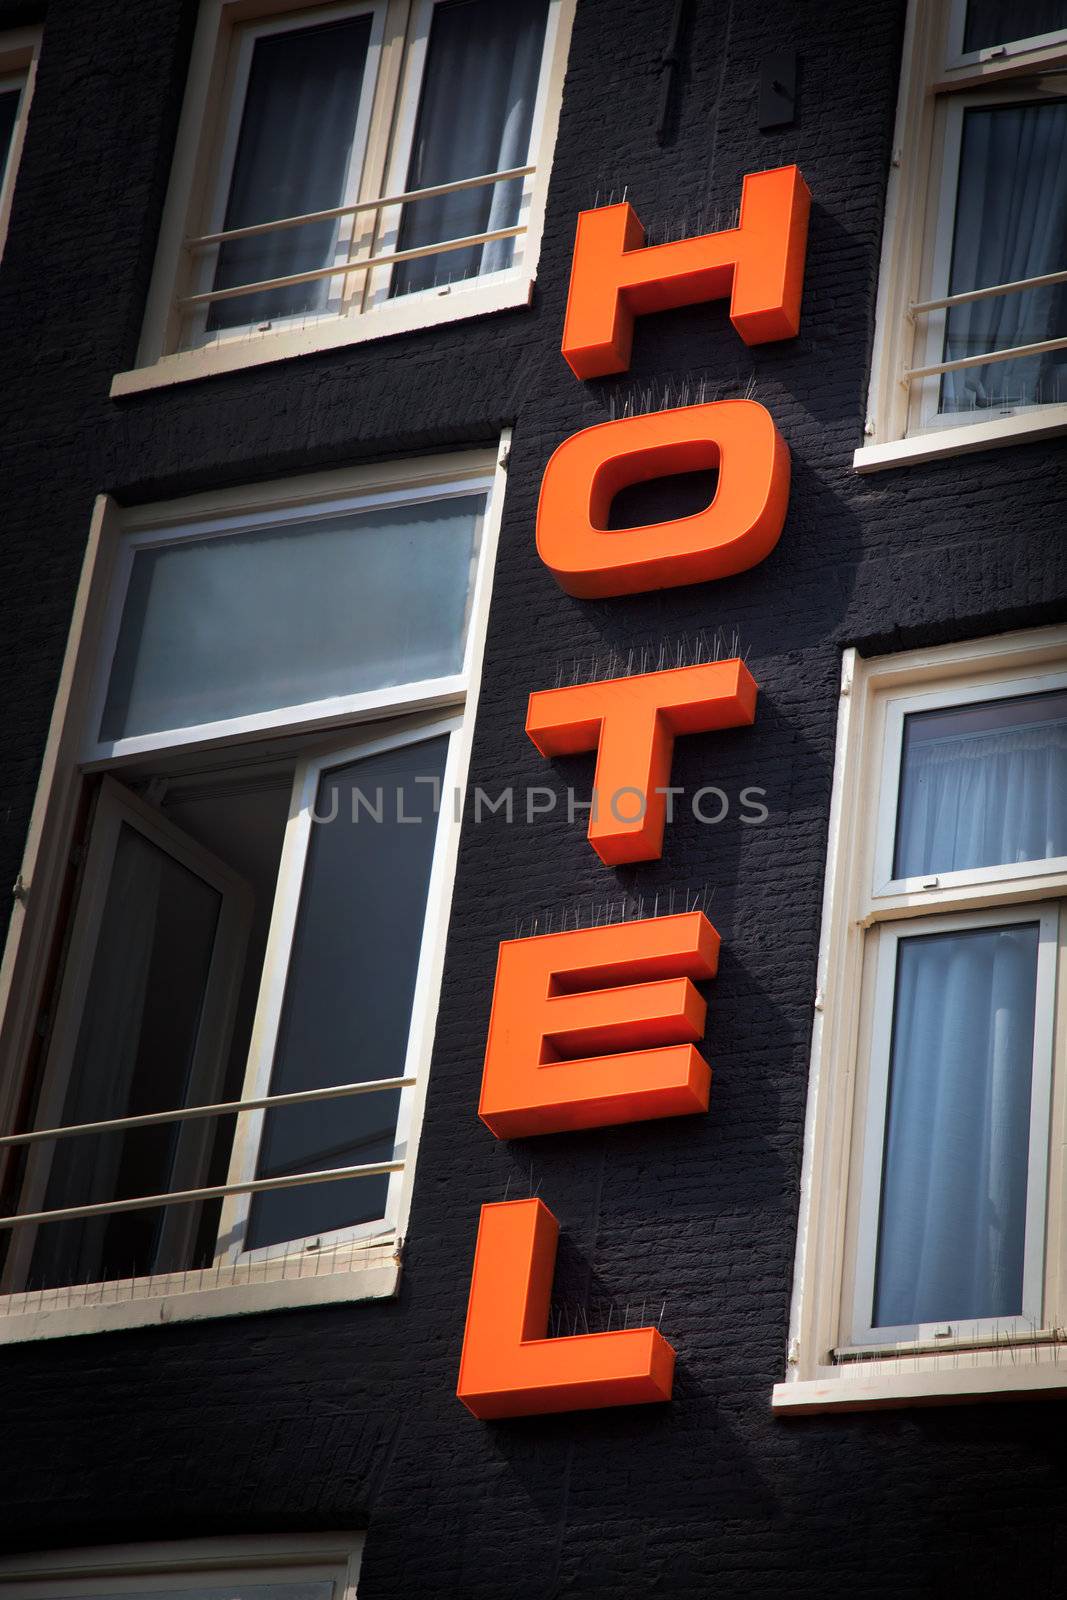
[1,0,1066,1593]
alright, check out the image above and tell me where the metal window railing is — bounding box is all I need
[0,1075,413,1231]
[179,163,536,313]
[904,267,1067,382]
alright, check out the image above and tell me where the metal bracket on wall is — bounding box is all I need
[656,0,693,146]
[758,51,797,130]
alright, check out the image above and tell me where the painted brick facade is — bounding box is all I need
[1,0,1065,1592]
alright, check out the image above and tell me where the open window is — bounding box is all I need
[117,0,576,393]
[0,447,507,1338]
[778,627,1067,1412]
[856,0,1067,469]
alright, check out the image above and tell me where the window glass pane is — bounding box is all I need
[246,733,449,1249]
[963,1,1067,53]
[939,99,1067,414]
[206,15,372,333]
[390,0,549,297]
[29,826,222,1291]
[0,85,21,183]
[873,923,1040,1329]
[101,496,482,741]
[893,689,1067,877]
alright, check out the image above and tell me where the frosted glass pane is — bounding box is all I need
[873,924,1039,1328]
[247,734,448,1249]
[893,689,1067,878]
[102,497,482,741]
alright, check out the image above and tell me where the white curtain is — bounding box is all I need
[874,923,1040,1329]
[208,15,372,332]
[895,719,1067,878]
[941,99,1067,413]
[391,0,549,296]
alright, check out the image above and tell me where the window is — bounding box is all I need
[0,27,42,259]
[777,626,1067,1412]
[117,0,575,393]
[0,1535,363,1600]
[856,0,1067,470]
[0,445,507,1341]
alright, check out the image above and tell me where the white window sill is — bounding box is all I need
[0,1242,400,1344]
[853,404,1067,473]
[773,1362,1067,1414]
[111,275,535,397]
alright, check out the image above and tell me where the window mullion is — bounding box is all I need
[344,0,415,315]
[213,758,315,1266]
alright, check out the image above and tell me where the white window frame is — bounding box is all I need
[0,439,510,1343]
[359,0,559,315]
[114,0,576,395]
[946,0,1067,67]
[0,776,254,1295]
[776,624,1067,1413]
[872,667,1067,897]
[83,471,492,765]
[216,707,464,1264]
[0,26,42,260]
[848,902,1058,1348]
[855,0,1067,471]
[180,0,387,352]
[0,1535,363,1600]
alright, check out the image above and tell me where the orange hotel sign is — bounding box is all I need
[456,165,812,1419]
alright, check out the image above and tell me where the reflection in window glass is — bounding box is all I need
[939,100,1067,414]
[873,923,1039,1328]
[102,497,482,741]
[894,689,1067,878]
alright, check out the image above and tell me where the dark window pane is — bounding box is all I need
[874,924,1039,1328]
[29,826,222,1290]
[964,0,1067,52]
[207,16,372,332]
[0,87,20,184]
[939,100,1067,414]
[247,735,449,1249]
[893,689,1067,877]
[390,0,549,297]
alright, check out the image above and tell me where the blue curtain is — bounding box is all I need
[894,695,1067,878]
[874,923,1040,1329]
[940,100,1067,413]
